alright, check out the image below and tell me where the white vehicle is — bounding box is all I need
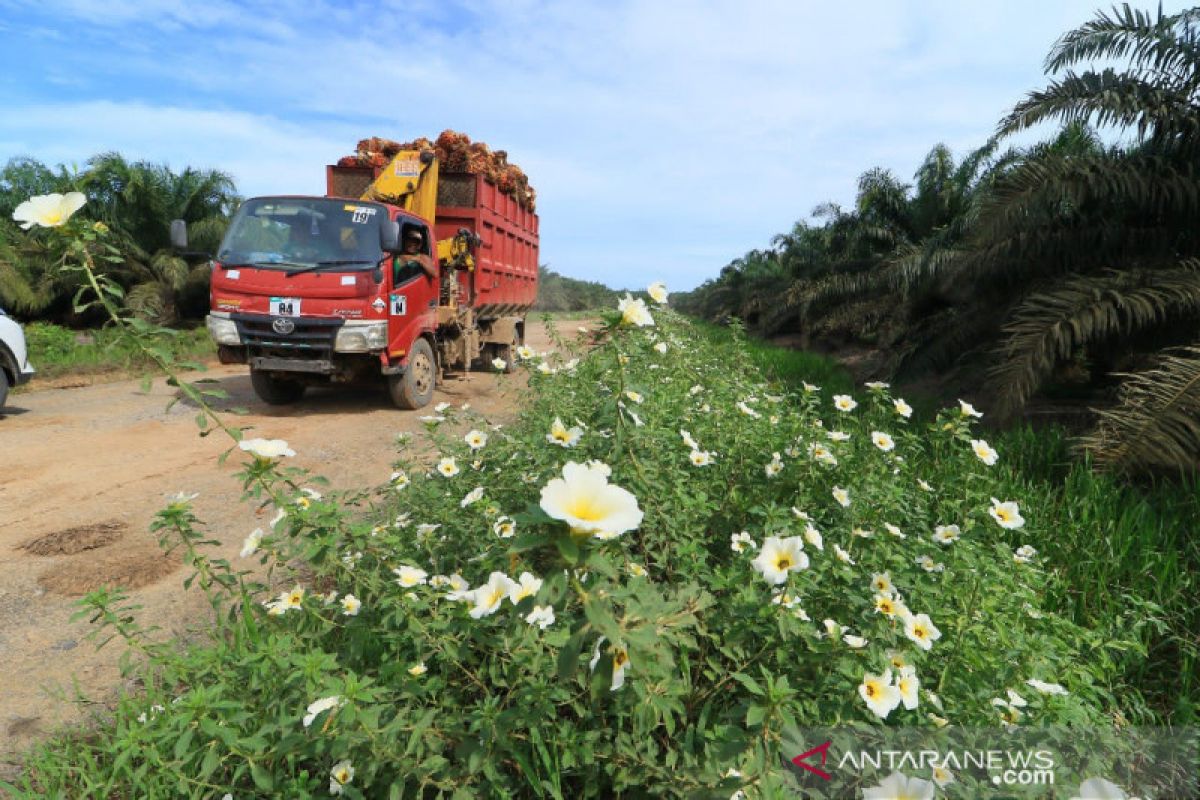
[0,308,35,408]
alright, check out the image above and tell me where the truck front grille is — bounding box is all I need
[233,314,344,361]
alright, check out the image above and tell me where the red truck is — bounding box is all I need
[176,144,539,409]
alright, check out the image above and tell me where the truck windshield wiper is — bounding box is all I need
[283,259,375,277]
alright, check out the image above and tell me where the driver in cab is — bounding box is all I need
[401,229,435,279]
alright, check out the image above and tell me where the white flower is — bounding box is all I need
[617,293,655,327]
[764,454,783,478]
[647,281,669,304]
[329,760,354,795]
[1014,544,1038,563]
[832,394,858,412]
[852,527,873,538]
[464,430,488,450]
[971,438,999,465]
[916,555,944,573]
[932,524,961,544]
[408,662,428,677]
[341,594,361,616]
[736,400,761,419]
[539,461,643,540]
[863,771,934,800]
[509,571,543,604]
[832,486,851,507]
[1071,777,1128,799]
[240,528,264,558]
[750,536,808,584]
[917,478,933,492]
[491,357,508,370]
[904,613,942,651]
[730,531,756,553]
[1026,678,1069,695]
[525,604,556,629]
[12,191,86,229]
[469,571,516,618]
[884,522,906,539]
[865,381,890,390]
[238,438,295,459]
[302,695,343,728]
[690,450,714,466]
[680,429,699,449]
[843,634,869,649]
[392,565,428,588]
[415,523,440,540]
[493,516,516,538]
[460,486,485,507]
[444,574,472,602]
[419,414,445,424]
[827,430,850,441]
[537,361,556,375]
[802,381,820,393]
[958,399,983,418]
[834,544,855,564]
[437,457,460,477]
[894,398,913,418]
[546,417,584,447]
[689,384,704,395]
[871,572,895,595]
[791,507,810,520]
[989,497,1025,529]
[390,470,411,490]
[653,341,668,354]
[803,524,823,551]
[624,389,644,404]
[589,637,631,690]
[932,766,955,788]
[859,670,903,719]
[871,431,895,452]
[897,666,920,710]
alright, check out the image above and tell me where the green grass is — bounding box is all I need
[692,319,856,394]
[22,322,216,384]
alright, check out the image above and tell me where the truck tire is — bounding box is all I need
[250,370,306,405]
[388,338,435,409]
[0,369,9,410]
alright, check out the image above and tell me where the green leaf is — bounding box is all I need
[250,762,275,791]
[731,672,766,696]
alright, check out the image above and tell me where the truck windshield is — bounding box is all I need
[217,198,387,271]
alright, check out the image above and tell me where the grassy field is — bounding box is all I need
[21,322,216,385]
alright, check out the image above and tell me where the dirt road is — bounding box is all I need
[0,321,569,770]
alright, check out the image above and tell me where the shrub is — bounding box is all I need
[15,306,1139,798]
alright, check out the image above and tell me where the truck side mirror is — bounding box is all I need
[169,219,188,250]
[381,220,400,253]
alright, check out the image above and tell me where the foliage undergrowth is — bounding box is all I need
[10,308,1172,798]
[22,321,215,382]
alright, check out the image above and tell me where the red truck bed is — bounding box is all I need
[326,166,538,317]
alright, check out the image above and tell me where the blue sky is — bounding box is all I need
[0,1,1187,291]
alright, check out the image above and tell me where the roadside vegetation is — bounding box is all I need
[9,292,1194,797]
[533,266,624,312]
[20,322,214,384]
[676,4,1200,476]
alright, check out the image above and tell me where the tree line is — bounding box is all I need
[0,153,237,324]
[675,4,1200,475]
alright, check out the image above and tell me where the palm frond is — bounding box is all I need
[1078,344,1200,473]
[987,266,1200,418]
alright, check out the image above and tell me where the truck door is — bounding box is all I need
[386,220,438,363]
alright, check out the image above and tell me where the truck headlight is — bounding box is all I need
[335,321,388,353]
[206,314,242,345]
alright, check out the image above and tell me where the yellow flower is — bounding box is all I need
[12,192,86,229]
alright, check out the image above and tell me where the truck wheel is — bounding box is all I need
[388,338,435,409]
[250,370,306,405]
[0,369,9,410]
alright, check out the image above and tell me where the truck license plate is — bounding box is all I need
[269,297,301,317]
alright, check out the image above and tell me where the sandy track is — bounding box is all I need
[0,321,569,769]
